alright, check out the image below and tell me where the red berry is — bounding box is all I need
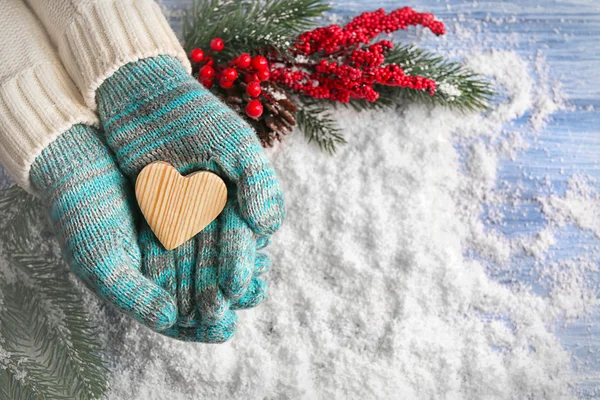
[219,77,234,88]
[222,67,238,82]
[246,99,263,118]
[210,38,225,51]
[246,81,262,97]
[205,57,214,66]
[190,48,205,63]
[256,68,270,81]
[199,65,215,80]
[245,73,259,83]
[236,53,252,68]
[200,78,214,89]
[251,55,269,71]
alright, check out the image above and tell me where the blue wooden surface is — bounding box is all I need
[365,1,600,395]
[358,1,600,395]
[403,2,600,395]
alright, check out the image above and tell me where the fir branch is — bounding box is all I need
[183,0,330,61]
[0,186,108,400]
[8,241,108,400]
[296,104,346,153]
[0,185,40,244]
[0,283,73,400]
[372,45,494,112]
[0,354,71,400]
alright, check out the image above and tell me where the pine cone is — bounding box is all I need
[253,82,298,146]
[233,81,298,147]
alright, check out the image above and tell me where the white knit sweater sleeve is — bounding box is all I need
[0,1,98,193]
[24,0,192,110]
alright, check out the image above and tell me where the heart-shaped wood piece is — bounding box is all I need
[135,161,227,250]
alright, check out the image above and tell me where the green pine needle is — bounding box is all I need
[0,283,74,400]
[0,186,108,400]
[183,0,330,62]
[371,44,494,112]
[296,105,346,154]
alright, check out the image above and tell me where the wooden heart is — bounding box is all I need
[135,161,227,250]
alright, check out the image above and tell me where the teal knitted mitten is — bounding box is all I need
[159,252,269,341]
[30,124,178,332]
[31,124,238,343]
[97,55,284,322]
[231,244,271,310]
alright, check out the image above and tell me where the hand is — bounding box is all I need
[29,124,178,332]
[30,124,249,342]
[96,55,285,323]
[158,249,270,342]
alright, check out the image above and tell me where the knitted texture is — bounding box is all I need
[30,124,178,332]
[0,2,98,193]
[31,124,239,342]
[24,0,191,110]
[96,55,284,322]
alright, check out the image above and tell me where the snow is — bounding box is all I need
[437,81,462,98]
[94,47,599,399]
[539,175,600,238]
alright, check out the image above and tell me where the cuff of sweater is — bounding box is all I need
[0,62,99,195]
[56,0,192,111]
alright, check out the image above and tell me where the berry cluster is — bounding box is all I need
[269,7,443,103]
[185,7,446,146]
[295,7,445,55]
[189,38,271,119]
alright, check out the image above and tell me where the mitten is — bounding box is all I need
[158,252,270,342]
[29,124,178,332]
[231,252,270,310]
[96,55,284,321]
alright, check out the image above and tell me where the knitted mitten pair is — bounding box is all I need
[30,55,284,342]
[97,54,284,334]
